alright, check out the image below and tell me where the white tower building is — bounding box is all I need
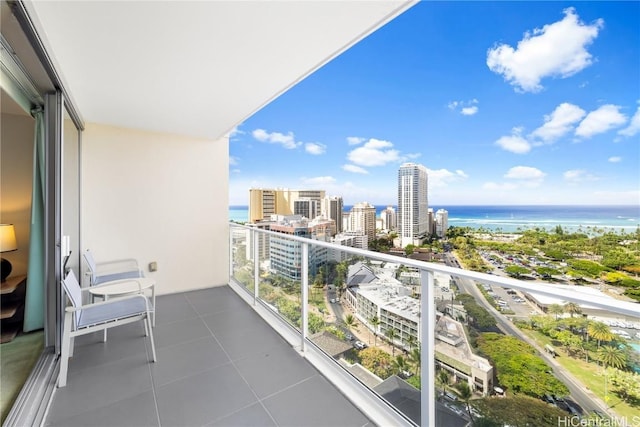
[397,163,428,247]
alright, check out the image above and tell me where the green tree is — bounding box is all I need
[563,302,582,318]
[370,316,381,346]
[392,355,410,376]
[505,265,530,278]
[547,304,564,320]
[455,382,474,423]
[406,335,416,352]
[588,321,614,348]
[385,328,397,356]
[597,346,627,369]
[438,369,450,396]
[359,347,393,379]
[409,347,421,376]
[344,314,358,331]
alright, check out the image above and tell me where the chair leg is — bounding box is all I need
[58,313,73,388]
[146,315,157,362]
[103,329,108,342]
[69,336,75,357]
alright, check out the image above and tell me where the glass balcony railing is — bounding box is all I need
[229,223,640,427]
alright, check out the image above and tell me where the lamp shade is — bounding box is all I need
[0,224,18,253]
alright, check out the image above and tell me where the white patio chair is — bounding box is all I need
[58,270,156,388]
[83,249,144,287]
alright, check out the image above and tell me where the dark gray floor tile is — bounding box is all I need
[153,293,199,325]
[263,375,370,427]
[153,316,212,349]
[44,390,158,427]
[47,354,153,423]
[207,323,286,361]
[66,324,150,373]
[151,336,230,387]
[186,286,249,316]
[207,403,277,427]
[156,364,257,427]
[201,305,271,336]
[234,343,316,398]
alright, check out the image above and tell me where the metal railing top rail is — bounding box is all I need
[230,223,639,319]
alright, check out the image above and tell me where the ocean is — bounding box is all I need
[229,205,640,234]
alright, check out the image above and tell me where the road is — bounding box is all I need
[443,253,610,417]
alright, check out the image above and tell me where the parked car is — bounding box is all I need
[354,341,367,350]
[345,334,354,341]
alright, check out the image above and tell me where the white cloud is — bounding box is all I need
[231,168,241,174]
[426,168,469,187]
[461,106,479,116]
[486,8,603,92]
[229,156,239,165]
[252,129,300,149]
[347,136,365,145]
[301,176,336,186]
[505,166,546,180]
[448,99,479,116]
[563,169,598,183]
[575,105,627,138]
[342,164,369,174]
[608,156,622,163]
[502,166,546,187]
[305,142,326,155]
[495,128,531,154]
[482,182,518,191]
[347,138,400,167]
[529,103,586,143]
[618,105,640,137]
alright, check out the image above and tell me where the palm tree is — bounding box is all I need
[563,302,582,318]
[385,328,397,356]
[344,314,357,331]
[455,382,474,423]
[409,347,421,376]
[588,321,614,348]
[370,316,380,346]
[597,346,627,369]
[392,355,410,377]
[438,369,450,397]
[548,304,564,320]
[406,335,416,352]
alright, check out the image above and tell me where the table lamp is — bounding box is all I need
[0,224,18,282]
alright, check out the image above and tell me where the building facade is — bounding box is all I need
[321,196,344,234]
[435,209,448,238]
[347,202,377,245]
[249,188,325,223]
[380,206,397,231]
[397,163,428,248]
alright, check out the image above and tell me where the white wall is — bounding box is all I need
[82,123,229,294]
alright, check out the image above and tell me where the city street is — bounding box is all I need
[443,253,610,417]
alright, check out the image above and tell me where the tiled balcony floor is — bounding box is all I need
[43,285,373,427]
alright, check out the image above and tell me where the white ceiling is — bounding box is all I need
[25,1,416,140]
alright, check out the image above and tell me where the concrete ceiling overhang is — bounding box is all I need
[25,1,416,140]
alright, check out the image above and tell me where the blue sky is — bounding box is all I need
[229,2,640,207]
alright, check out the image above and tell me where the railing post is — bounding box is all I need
[301,242,309,353]
[420,269,435,427]
[252,228,259,305]
[228,224,233,279]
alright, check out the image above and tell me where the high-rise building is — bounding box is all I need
[348,202,376,245]
[321,196,344,234]
[397,163,428,247]
[435,208,448,238]
[294,198,319,220]
[380,206,396,231]
[249,188,325,223]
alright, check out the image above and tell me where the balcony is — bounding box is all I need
[41,224,639,426]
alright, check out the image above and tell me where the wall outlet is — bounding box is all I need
[149,261,158,272]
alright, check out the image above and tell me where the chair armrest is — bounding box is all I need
[65,293,150,312]
[95,258,140,272]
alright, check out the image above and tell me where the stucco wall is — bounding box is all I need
[81,123,229,294]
